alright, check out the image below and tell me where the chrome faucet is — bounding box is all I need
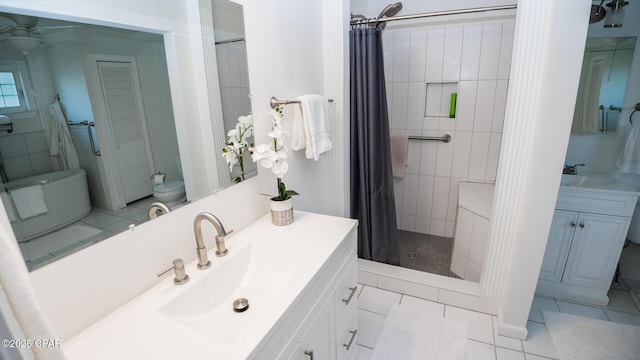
[193,212,232,269]
[148,202,171,219]
[563,163,585,175]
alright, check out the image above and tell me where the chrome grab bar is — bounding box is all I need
[67,120,100,156]
[88,122,101,156]
[66,120,89,126]
[409,134,452,143]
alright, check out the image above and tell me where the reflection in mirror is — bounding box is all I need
[211,0,256,184]
[0,10,238,271]
[572,36,636,134]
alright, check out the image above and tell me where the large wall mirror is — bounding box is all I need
[0,0,253,271]
[572,36,636,134]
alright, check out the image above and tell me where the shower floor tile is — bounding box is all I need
[397,230,459,278]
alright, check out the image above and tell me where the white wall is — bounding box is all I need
[241,0,343,216]
[385,19,513,237]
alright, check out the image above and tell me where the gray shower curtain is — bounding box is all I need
[350,27,400,266]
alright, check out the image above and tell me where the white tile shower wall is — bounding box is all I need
[386,20,514,237]
[0,131,54,180]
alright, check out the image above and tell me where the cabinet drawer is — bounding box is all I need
[335,259,358,323]
[336,304,358,360]
[556,189,636,217]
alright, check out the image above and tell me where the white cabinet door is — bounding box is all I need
[286,295,336,360]
[562,213,630,288]
[539,210,578,282]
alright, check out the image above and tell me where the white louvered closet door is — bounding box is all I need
[97,60,153,203]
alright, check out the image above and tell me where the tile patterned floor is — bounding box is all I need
[356,280,640,360]
[19,196,165,270]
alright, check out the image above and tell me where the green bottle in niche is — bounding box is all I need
[449,92,457,118]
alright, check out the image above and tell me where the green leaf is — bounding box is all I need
[272,181,299,201]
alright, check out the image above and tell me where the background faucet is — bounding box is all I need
[563,163,585,175]
[148,202,170,219]
[193,212,232,269]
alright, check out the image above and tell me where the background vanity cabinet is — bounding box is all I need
[536,188,636,305]
[251,228,359,360]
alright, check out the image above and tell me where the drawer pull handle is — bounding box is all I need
[579,223,585,228]
[343,329,358,351]
[304,350,314,359]
[342,286,358,305]
[570,222,576,227]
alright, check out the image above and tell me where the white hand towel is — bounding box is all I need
[10,185,48,220]
[291,101,307,152]
[616,124,640,174]
[0,115,10,125]
[292,95,332,161]
[390,134,409,178]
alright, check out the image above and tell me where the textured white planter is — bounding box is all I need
[270,198,293,226]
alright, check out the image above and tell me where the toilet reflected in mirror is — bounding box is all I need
[152,157,187,209]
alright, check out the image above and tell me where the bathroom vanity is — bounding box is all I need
[63,211,358,359]
[536,174,639,305]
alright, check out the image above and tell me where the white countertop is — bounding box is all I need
[560,173,640,196]
[63,211,357,359]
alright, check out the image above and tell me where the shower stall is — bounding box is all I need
[350,2,515,279]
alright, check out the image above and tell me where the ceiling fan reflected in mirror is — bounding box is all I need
[0,13,80,53]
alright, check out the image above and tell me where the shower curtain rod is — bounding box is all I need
[350,5,517,26]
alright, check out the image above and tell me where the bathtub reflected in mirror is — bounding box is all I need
[0,0,254,271]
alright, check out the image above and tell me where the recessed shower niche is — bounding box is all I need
[425,82,458,118]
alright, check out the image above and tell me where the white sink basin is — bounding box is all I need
[561,174,585,186]
[159,241,307,344]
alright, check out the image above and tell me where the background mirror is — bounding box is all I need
[211,0,257,184]
[572,36,636,134]
[0,0,252,271]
